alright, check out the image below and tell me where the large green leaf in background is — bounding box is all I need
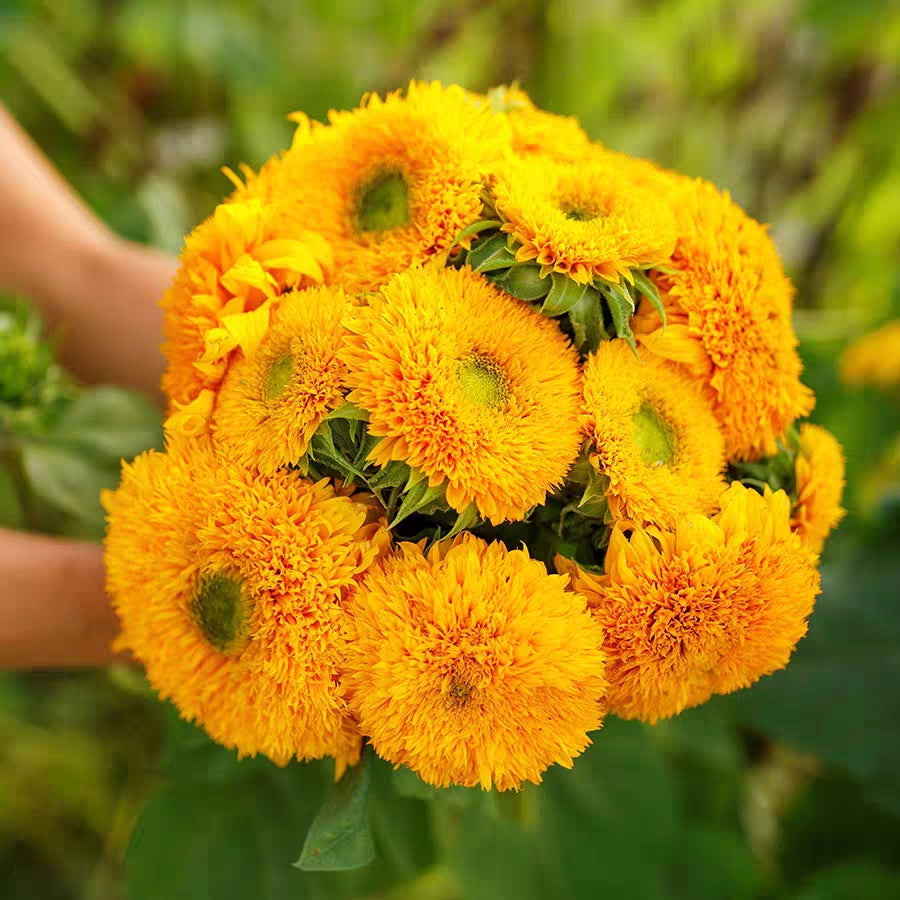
[728,524,900,818]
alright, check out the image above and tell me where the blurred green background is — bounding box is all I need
[1,0,898,898]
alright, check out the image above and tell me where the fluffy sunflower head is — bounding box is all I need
[632,176,814,459]
[582,339,726,526]
[569,482,820,722]
[488,153,677,285]
[840,319,900,390]
[344,534,607,790]
[103,437,390,768]
[792,423,846,553]
[211,285,351,473]
[277,81,511,293]
[161,198,333,408]
[341,264,583,523]
[483,85,593,163]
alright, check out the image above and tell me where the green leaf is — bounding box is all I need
[493,264,551,301]
[445,503,481,538]
[791,862,900,900]
[467,232,516,273]
[568,291,609,354]
[128,760,331,900]
[390,478,447,528]
[451,219,502,250]
[53,386,162,459]
[604,285,638,354]
[728,537,900,817]
[19,441,118,529]
[632,269,666,328]
[325,401,369,423]
[540,272,591,317]
[297,749,374,872]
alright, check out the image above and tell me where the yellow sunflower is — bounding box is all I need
[488,153,677,285]
[840,319,900,390]
[161,198,333,409]
[344,534,607,790]
[276,81,511,293]
[568,482,820,722]
[792,423,846,553]
[582,339,726,526]
[341,265,583,523]
[103,437,390,769]
[482,85,594,163]
[211,285,351,473]
[632,176,814,460]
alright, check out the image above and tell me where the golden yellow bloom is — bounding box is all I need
[211,286,351,473]
[569,482,820,722]
[278,81,511,293]
[344,534,607,790]
[161,198,333,409]
[840,320,900,390]
[341,265,583,523]
[488,153,677,284]
[632,176,814,460]
[483,85,594,163]
[792,423,846,553]
[582,339,726,526]
[103,437,389,768]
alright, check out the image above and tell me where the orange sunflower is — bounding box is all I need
[792,423,846,553]
[632,176,814,459]
[568,482,820,722]
[211,285,351,473]
[161,198,333,409]
[582,339,726,526]
[344,534,607,790]
[103,437,389,769]
[341,264,583,523]
[488,153,677,285]
[277,81,511,293]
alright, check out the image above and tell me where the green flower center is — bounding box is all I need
[632,402,677,468]
[357,170,409,233]
[457,354,509,409]
[263,354,294,401]
[563,207,598,222]
[189,572,252,656]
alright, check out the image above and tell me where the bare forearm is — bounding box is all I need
[0,529,124,668]
[0,104,173,402]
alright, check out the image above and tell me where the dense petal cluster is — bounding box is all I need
[633,176,814,459]
[105,81,840,791]
[276,82,511,292]
[792,423,846,553]
[342,265,583,523]
[569,483,820,722]
[344,535,607,790]
[490,154,677,284]
[104,437,388,768]
[582,339,726,526]
[211,285,351,472]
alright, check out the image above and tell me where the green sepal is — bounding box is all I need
[451,219,503,251]
[325,401,369,423]
[467,232,517,273]
[296,748,375,872]
[631,269,666,328]
[307,421,366,482]
[568,291,609,354]
[367,459,412,490]
[390,477,448,528]
[541,273,592,317]
[492,264,550,301]
[602,282,638,354]
[445,503,481,539]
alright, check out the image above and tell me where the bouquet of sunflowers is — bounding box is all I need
[104,83,846,820]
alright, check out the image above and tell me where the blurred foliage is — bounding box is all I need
[0,0,898,898]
